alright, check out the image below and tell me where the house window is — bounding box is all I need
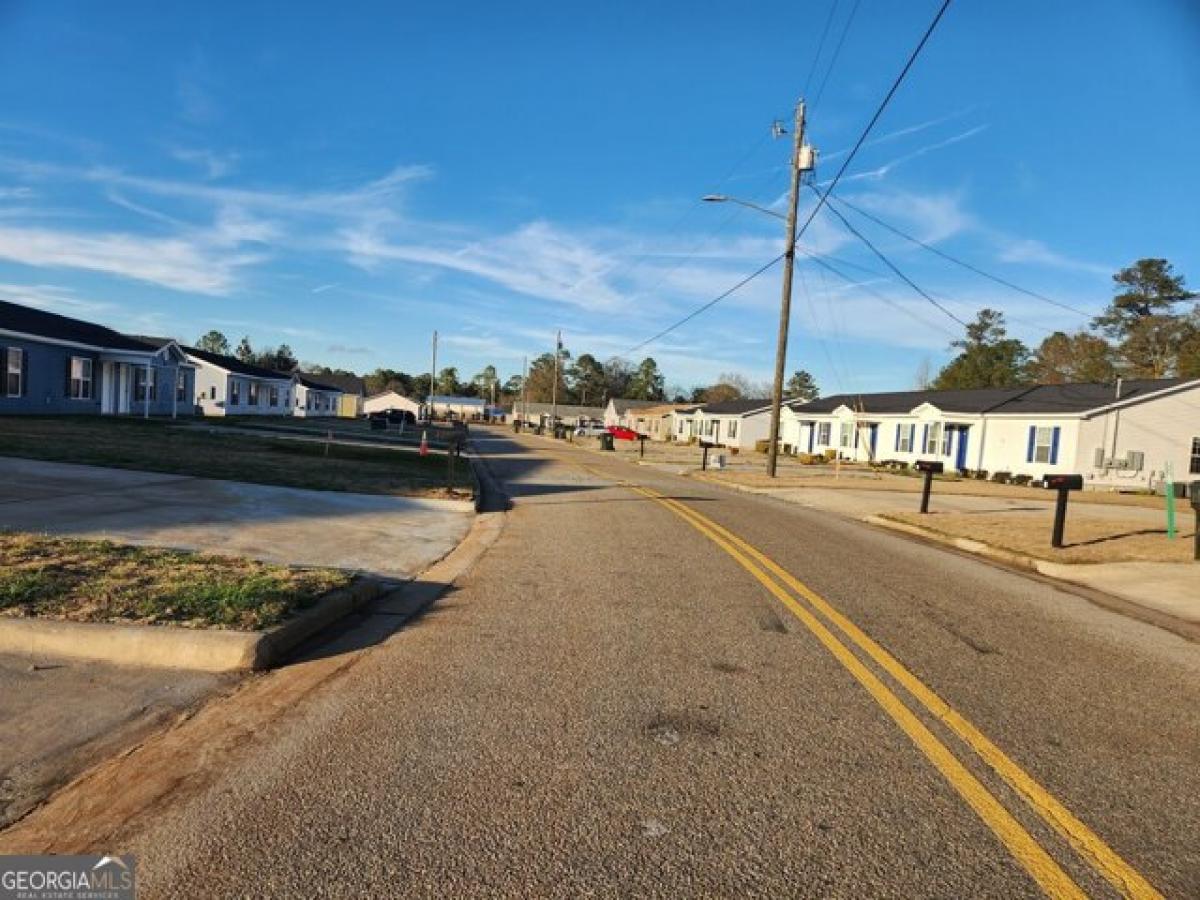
[817,422,831,445]
[248,382,260,406]
[678,419,685,434]
[269,385,279,407]
[5,348,22,396]
[176,370,187,402]
[941,426,953,456]
[1189,437,1199,475]
[1032,426,1054,464]
[209,385,216,400]
[728,420,738,439]
[925,423,943,455]
[897,423,913,453]
[230,380,241,406]
[69,357,93,400]
[839,422,853,448]
[134,367,156,402]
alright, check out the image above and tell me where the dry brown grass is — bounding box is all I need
[698,467,1169,510]
[884,510,1195,564]
[0,532,351,629]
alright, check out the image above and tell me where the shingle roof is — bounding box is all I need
[310,371,365,395]
[294,372,346,392]
[0,298,159,353]
[610,398,664,413]
[185,346,294,381]
[700,398,773,415]
[510,402,606,418]
[786,379,1195,416]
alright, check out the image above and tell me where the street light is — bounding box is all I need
[702,99,815,477]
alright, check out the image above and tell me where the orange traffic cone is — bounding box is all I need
[419,430,429,456]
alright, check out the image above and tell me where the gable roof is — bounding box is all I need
[184,346,294,381]
[309,371,365,396]
[294,372,346,392]
[0,298,160,354]
[700,398,773,416]
[787,379,1195,417]
[609,398,663,414]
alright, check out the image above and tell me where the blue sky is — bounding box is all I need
[0,1,1196,395]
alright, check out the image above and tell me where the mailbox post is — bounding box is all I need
[701,440,713,471]
[1190,482,1200,562]
[1043,474,1084,548]
[914,460,943,514]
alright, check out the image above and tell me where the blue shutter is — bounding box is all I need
[894,424,901,451]
[1026,426,1036,463]
[807,422,815,453]
[1049,427,1061,465]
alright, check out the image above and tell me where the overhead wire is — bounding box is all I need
[808,182,969,327]
[824,192,1095,318]
[812,0,863,112]
[802,0,841,96]
[622,0,955,355]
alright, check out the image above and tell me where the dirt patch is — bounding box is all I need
[0,533,351,629]
[885,511,1195,564]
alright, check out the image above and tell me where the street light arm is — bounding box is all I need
[701,194,788,222]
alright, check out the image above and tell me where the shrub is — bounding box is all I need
[823,448,837,461]
[990,471,1011,484]
[729,447,739,456]
[754,439,771,453]
[974,469,989,480]
[1011,474,1033,486]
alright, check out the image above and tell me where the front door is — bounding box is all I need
[100,362,115,414]
[955,425,970,470]
[117,364,131,414]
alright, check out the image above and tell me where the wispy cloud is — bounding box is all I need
[830,125,990,185]
[992,237,1111,276]
[0,281,114,316]
[311,283,339,294]
[0,224,261,294]
[169,146,239,179]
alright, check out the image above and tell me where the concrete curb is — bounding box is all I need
[0,580,383,672]
[864,515,1041,572]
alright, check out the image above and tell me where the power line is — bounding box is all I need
[810,181,969,327]
[825,192,1094,317]
[812,0,863,111]
[798,246,959,339]
[802,0,840,96]
[623,252,786,355]
[793,0,954,249]
[622,0,954,355]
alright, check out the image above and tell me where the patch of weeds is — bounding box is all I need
[0,570,63,610]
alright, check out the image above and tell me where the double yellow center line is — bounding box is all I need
[623,481,1161,900]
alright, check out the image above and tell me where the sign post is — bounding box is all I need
[914,460,943,514]
[1043,474,1084,548]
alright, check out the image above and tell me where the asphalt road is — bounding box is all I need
[127,427,1200,898]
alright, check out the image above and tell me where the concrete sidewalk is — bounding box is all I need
[0,457,473,580]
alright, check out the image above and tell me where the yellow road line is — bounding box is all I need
[628,486,1086,899]
[643,486,1161,900]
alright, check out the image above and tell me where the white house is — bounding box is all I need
[364,391,421,418]
[604,398,664,428]
[186,347,293,417]
[623,403,695,441]
[428,395,487,420]
[687,399,773,450]
[292,373,343,417]
[509,401,605,428]
[780,379,1200,492]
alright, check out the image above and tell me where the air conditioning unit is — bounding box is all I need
[1093,447,1106,468]
[1126,450,1145,472]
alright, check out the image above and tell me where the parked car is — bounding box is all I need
[574,423,608,437]
[607,425,641,441]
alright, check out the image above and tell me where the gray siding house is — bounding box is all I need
[0,299,195,417]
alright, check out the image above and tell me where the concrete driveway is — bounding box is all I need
[0,457,473,581]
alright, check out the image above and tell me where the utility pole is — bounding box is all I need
[551,330,561,429]
[428,330,438,421]
[766,99,809,478]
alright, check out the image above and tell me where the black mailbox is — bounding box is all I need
[914,460,943,474]
[1043,474,1083,491]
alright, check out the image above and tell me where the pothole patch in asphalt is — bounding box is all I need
[640,818,670,838]
[646,711,722,746]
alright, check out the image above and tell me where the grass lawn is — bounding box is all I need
[0,532,351,629]
[884,510,1195,564]
[0,417,475,498]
